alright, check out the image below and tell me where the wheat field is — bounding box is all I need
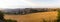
[4,11,58,22]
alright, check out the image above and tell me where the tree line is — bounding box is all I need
[5,8,57,15]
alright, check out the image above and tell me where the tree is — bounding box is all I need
[30,9,38,13]
[0,11,5,22]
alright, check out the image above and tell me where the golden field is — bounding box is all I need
[4,11,58,22]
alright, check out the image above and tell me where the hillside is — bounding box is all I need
[4,11,58,22]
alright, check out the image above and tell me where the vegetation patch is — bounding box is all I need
[6,19,17,22]
[57,9,60,22]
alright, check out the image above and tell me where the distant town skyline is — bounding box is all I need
[0,0,60,9]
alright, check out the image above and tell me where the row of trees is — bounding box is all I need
[5,8,56,15]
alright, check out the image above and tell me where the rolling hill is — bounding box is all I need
[4,11,58,22]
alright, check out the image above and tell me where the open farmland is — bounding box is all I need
[4,11,58,22]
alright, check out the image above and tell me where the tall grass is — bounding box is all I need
[43,19,47,22]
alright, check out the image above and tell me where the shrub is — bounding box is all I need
[57,10,60,22]
[6,19,17,22]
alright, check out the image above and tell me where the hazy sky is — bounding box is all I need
[0,0,60,9]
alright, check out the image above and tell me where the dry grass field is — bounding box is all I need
[4,11,58,22]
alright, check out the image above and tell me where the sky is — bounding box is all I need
[0,0,60,9]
